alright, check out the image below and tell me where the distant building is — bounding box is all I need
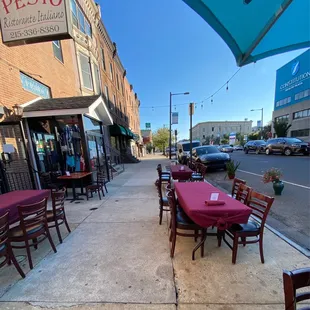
[192,121,253,143]
[272,49,310,141]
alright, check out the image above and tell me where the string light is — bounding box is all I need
[211,96,213,104]
[226,81,229,91]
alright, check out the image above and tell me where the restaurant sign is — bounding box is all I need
[0,0,72,46]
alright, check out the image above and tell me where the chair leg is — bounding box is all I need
[98,188,101,200]
[55,220,63,244]
[24,239,33,269]
[232,234,239,264]
[86,189,89,201]
[241,237,246,246]
[8,246,25,278]
[32,238,38,250]
[45,226,57,253]
[194,229,198,242]
[159,205,163,225]
[259,235,265,264]
[63,214,71,233]
[170,230,176,258]
[201,229,206,257]
[104,184,108,193]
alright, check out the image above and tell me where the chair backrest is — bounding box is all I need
[18,198,48,236]
[199,165,207,178]
[283,268,310,310]
[155,179,164,202]
[236,183,252,205]
[156,164,162,177]
[51,188,66,214]
[40,173,52,188]
[166,190,177,226]
[247,191,274,231]
[188,161,196,171]
[231,177,246,197]
[97,171,106,185]
[0,211,9,255]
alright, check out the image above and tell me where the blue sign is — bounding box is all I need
[274,49,310,110]
[257,120,262,128]
[20,73,51,99]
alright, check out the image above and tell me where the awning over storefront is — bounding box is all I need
[109,124,127,136]
[126,128,135,139]
[21,95,113,125]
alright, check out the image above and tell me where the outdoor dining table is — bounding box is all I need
[170,164,193,181]
[0,190,50,224]
[58,172,92,203]
[175,182,252,259]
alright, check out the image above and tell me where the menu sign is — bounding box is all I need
[0,0,72,45]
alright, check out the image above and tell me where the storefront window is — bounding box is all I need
[29,116,86,174]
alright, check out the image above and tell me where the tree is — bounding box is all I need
[202,136,211,145]
[236,132,245,146]
[273,119,292,137]
[248,132,259,140]
[261,122,272,140]
[152,127,170,152]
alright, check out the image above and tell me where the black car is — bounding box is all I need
[265,138,309,156]
[244,140,266,154]
[190,145,231,170]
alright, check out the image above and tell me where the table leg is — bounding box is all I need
[67,180,84,203]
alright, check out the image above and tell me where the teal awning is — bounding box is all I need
[183,0,310,66]
[109,124,127,136]
[126,128,135,139]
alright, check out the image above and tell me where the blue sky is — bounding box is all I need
[100,0,305,140]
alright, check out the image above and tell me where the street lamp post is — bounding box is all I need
[169,91,189,159]
[250,108,264,139]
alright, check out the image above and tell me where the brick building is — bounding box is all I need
[0,0,141,193]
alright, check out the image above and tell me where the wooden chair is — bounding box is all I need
[283,268,310,310]
[156,164,170,184]
[86,171,108,200]
[235,183,252,205]
[167,191,206,260]
[188,161,196,172]
[9,198,57,269]
[40,172,65,194]
[230,177,246,198]
[155,179,170,225]
[47,188,71,243]
[191,163,207,182]
[0,212,25,278]
[224,190,274,264]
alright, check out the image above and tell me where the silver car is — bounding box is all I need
[219,145,234,153]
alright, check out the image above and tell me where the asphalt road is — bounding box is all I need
[206,151,310,251]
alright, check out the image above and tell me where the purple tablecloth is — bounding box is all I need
[0,190,50,224]
[170,165,193,180]
[175,182,252,230]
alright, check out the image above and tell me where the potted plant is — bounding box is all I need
[225,160,241,179]
[262,167,284,195]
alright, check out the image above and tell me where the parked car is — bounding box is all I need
[165,147,176,157]
[244,140,266,154]
[189,145,231,170]
[265,138,309,156]
[177,140,201,164]
[233,145,244,151]
[219,145,234,153]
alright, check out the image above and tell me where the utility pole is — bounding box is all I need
[189,103,194,164]
[174,129,177,158]
[169,92,172,159]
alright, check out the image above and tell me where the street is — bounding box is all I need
[206,151,310,251]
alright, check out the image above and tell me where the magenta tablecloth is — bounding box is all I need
[0,190,50,224]
[175,182,252,230]
[170,165,193,180]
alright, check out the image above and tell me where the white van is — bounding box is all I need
[177,140,201,164]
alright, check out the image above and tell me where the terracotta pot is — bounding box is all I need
[228,174,235,180]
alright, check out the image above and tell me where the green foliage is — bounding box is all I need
[146,143,153,153]
[152,127,170,151]
[221,139,229,144]
[248,132,259,140]
[273,119,292,137]
[236,132,245,146]
[225,160,241,177]
[262,123,272,140]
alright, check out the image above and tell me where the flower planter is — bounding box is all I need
[228,174,235,180]
[273,180,284,195]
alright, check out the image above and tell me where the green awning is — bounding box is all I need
[109,124,127,136]
[126,128,135,139]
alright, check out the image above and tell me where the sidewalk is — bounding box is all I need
[0,155,309,310]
